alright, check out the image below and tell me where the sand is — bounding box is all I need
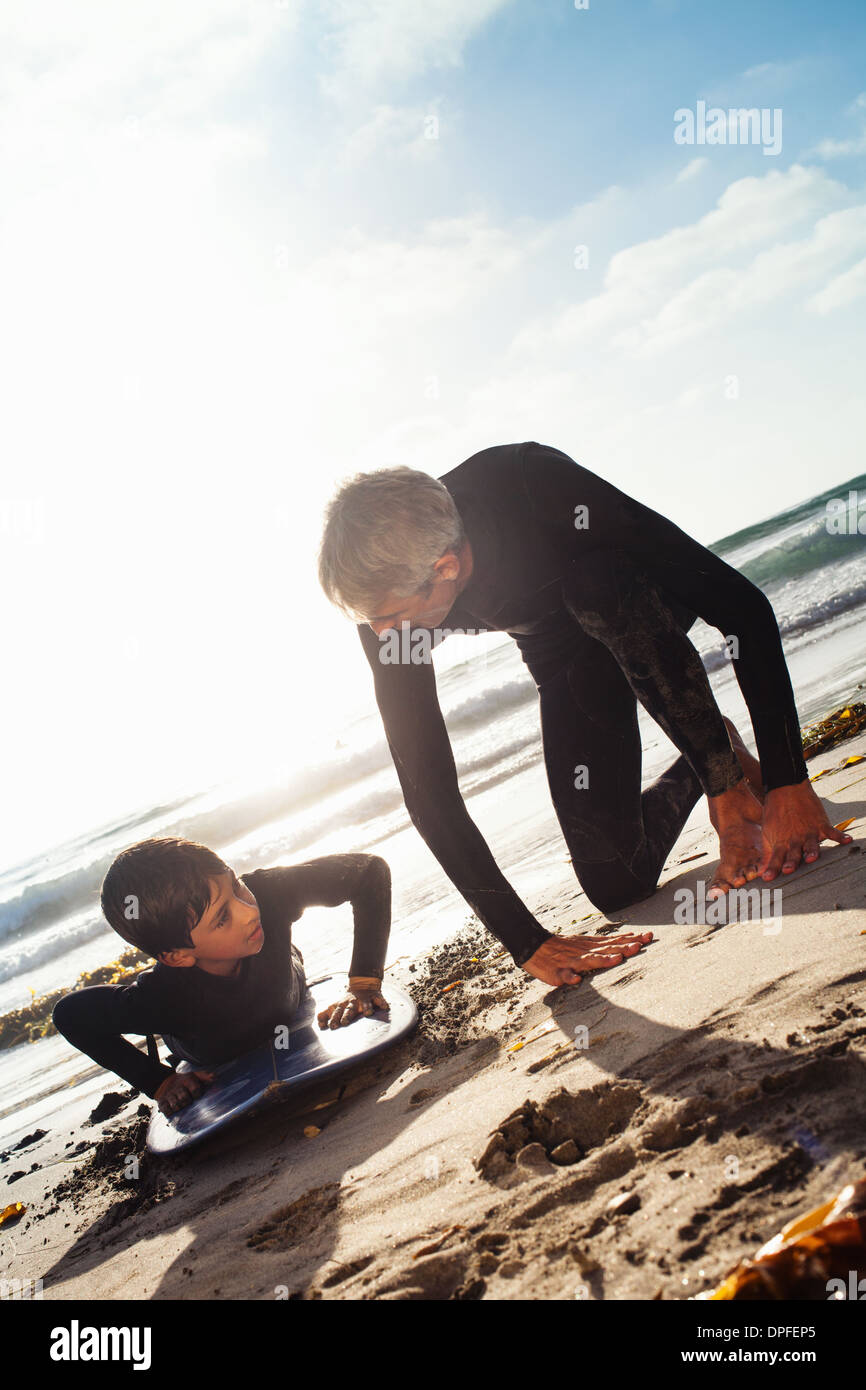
[2,729,865,1301]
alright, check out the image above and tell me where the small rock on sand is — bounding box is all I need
[515,1142,554,1172]
[606,1190,641,1216]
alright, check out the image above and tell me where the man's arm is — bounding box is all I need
[357,623,552,966]
[51,980,176,1098]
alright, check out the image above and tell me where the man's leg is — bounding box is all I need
[609,505,808,794]
[557,546,784,904]
[534,613,708,915]
[561,547,747,799]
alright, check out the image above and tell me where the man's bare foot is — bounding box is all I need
[707,777,765,898]
[721,716,765,804]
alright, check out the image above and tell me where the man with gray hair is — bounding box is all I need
[318,440,851,988]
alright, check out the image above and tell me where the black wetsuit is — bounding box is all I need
[52,855,390,1098]
[358,440,808,968]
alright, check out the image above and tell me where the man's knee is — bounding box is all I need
[574,859,657,917]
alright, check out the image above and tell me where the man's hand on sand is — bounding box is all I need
[755,779,853,883]
[522,931,653,988]
[154,1068,215,1116]
[318,976,389,1030]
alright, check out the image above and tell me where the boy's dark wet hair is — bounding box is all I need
[101,837,230,958]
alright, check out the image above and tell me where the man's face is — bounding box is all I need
[365,552,461,636]
[161,870,264,969]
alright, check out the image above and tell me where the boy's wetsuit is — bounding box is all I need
[358,440,808,969]
[52,855,390,1099]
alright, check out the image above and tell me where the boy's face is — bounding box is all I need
[160,869,264,974]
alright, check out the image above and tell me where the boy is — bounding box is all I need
[52,838,391,1116]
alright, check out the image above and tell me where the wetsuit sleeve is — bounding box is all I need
[248,857,392,979]
[51,978,177,1099]
[357,623,553,966]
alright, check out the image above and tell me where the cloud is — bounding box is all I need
[341,100,448,164]
[811,131,866,159]
[675,156,708,183]
[615,204,866,352]
[805,91,866,160]
[0,1,291,208]
[0,1,294,115]
[741,59,810,86]
[513,164,848,356]
[807,255,866,313]
[283,211,528,333]
[316,0,514,101]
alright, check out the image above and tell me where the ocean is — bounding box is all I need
[2,471,865,1144]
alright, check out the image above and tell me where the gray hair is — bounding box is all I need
[318,466,465,619]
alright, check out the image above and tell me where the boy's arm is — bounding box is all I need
[248,855,392,981]
[52,981,177,1099]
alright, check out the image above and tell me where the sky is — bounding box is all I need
[1,0,865,866]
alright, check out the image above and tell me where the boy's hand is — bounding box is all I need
[154,1068,215,1115]
[317,976,389,1030]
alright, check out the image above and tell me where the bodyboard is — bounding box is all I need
[146,977,418,1154]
